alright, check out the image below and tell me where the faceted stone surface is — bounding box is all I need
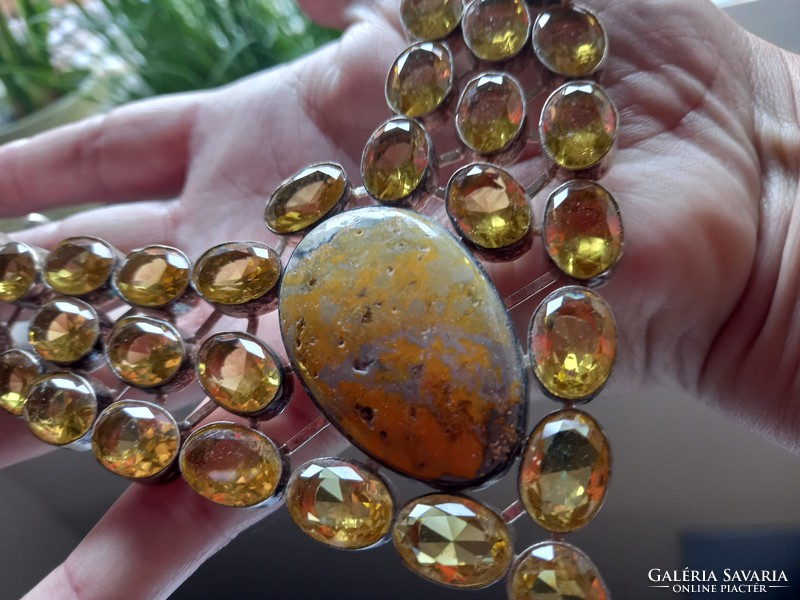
[533,5,606,77]
[107,317,184,388]
[197,332,282,415]
[43,237,114,295]
[0,350,42,416]
[529,286,616,401]
[540,81,617,171]
[446,163,530,249]
[456,73,525,155]
[193,242,281,305]
[180,422,284,507]
[387,42,453,118]
[92,399,180,479]
[280,207,526,488]
[519,409,610,533]
[24,372,97,446]
[400,0,463,41]
[29,298,99,364]
[508,541,608,599]
[393,494,512,589]
[0,242,37,302]
[266,164,347,234]
[544,181,622,280]
[361,118,430,203]
[116,246,191,307]
[463,0,530,62]
[287,458,393,549]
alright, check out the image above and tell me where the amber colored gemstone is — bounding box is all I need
[508,541,609,599]
[92,399,180,479]
[0,349,43,416]
[543,181,623,280]
[361,118,431,203]
[533,5,606,77]
[529,286,616,401]
[387,42,453,118]
[393,494,512,589]
[463,0,530,62]
[24,372,97,446]
[519,410,610,533]
[180,422,284,507]
[0,242,37,302]
[193,242,281,305]
[29,298,99,364]
[540,81,617,170]
[115,246,191,307]
[197,332,283,415]
[106,317,184,388]
[280,207,527,488]
[456,73,525,155]
[43,237,114,295]
[446,163,530,249]
[287,458,394,549]
[400,0,463,41]
[266,164,347,234]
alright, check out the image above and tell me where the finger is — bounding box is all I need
[297,0,401,31]
[0,411,54,469]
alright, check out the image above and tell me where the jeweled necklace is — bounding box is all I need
[0,0,621,597]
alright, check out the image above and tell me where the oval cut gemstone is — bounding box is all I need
[107,317,184,388]
[463,0,530,62]
[387,42,453,118]
[529,286,616,401]
[519,409,610,533]
[508,541,608,600]
[287,458,394,550]
[456,73,525,155]
[24,372,97,446]
[280,207,526,488]
[29,298,99,364]
[180,422,285,507]
[400,0,463,41]
[0,242,37,302]
[540,81,617,170]
[116,246,191,307]
[265,163,347,234]
[44,237,115,295]
[533,5,606,77]
[0,350,43,416]
[446,163,530,249]
[92,399,180,479]
[393,494,512,589]
[193,242,281,305]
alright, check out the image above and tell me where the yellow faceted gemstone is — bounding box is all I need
[456,73,525,155]
[193,242,281,305]
[544,181,623,280]
[287,458,394,550]
[107,317,184,388]
[519,410,610,533]
[44,237,115,295]
[393,494,512,589]
[463,0,530,62]
[529,286,616,401]
[0,349,43,416]
[400,0,463,41]
[508,541,609,600]
[540,81,618,170]
[180,422,284,507]
[197,332,282,415]
[116,246,191,307]
[361,118,431,203]
[92,399,180,479]
[447,163,530,249]
[24,372,97,446]
[533,5,606,76]
[29,298,99,364]
[387,42,453,118]
[0,242,37,302]
[266,164,347,234]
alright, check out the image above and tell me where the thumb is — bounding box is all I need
[297,0,402,32]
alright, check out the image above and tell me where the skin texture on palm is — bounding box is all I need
[0,0,796,597]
